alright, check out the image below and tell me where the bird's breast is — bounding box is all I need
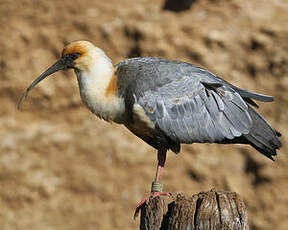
[76,69,125,123]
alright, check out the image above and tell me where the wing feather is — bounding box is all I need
[115,57,256,145]
[138,80,252,144]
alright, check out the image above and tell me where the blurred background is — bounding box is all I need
[0,0,287,229]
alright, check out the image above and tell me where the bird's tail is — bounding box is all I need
[244,105,281,160]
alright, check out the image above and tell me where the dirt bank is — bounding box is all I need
[0,0,287,229]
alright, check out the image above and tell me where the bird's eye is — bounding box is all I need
[70,53,81,60]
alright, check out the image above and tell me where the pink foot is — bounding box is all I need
[133,191,171,219]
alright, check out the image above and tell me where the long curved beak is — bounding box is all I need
[18,57,70,110]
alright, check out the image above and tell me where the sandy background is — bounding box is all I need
[0,0,288,229]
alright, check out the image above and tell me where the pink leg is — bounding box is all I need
[134,149,170,219]
[155,148,166,182]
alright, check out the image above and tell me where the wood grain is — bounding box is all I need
[140,189,248,230]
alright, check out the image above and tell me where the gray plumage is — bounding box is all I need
[116,57,281,160]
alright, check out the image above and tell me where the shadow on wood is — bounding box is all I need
[140,189,248,230]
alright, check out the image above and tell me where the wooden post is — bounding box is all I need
[140,189,248,230]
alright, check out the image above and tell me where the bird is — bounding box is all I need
[18,40,281,217]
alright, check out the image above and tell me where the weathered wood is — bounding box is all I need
[140,189,248,230]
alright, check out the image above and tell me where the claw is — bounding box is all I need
[133,192,171,219]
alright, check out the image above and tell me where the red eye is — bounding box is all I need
[70,53,80,60]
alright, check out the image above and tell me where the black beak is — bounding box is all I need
[18,55,74,110]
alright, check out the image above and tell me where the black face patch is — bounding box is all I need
[61,52,81,69]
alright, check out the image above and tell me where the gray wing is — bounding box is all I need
[137,77,253,143]
[116,57,264,144]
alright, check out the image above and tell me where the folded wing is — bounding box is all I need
[137,76,253,144]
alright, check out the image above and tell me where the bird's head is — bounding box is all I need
[18,40,105,109]
[61,40,95,72]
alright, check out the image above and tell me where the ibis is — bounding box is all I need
[18,40,281,217]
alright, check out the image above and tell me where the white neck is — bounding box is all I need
[75,49,125,123]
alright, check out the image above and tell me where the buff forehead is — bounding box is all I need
[62,41,94,56]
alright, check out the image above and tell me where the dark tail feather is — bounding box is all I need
[234,88,274,102]
[244,105,281,160]
[219,77,274,102]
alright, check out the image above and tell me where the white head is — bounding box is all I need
[18,40,113,109]
[62,40,112,72]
